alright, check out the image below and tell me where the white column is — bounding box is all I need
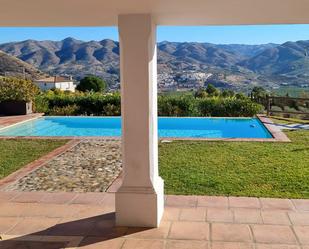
[115,14,164,228]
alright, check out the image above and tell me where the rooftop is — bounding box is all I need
[35,76,73,83]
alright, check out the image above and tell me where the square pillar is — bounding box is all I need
[115,14,164,227]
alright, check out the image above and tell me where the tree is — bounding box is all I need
[251,86,267,99]
[235,92,246,99]
[194,88,208,98]
[221,89,235,98]
[205,84,219,96]
[76,75,106,92]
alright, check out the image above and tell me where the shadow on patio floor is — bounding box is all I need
[0,212,150,249]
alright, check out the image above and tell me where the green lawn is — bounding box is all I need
[159,130,309,198]
[270,116,309,125]
[0,139,68,179]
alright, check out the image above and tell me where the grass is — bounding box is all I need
[159,130,309,198]
[0,139,68,180]
[270,116,309,125]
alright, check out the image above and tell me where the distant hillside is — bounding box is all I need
[217,43,278,58]
[0,38,119,83]
[240,41,309,76]
[1,38,309,90]
[0,50,46,79]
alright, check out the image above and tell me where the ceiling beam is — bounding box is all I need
[0,0,308,26]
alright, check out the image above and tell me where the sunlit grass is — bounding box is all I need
[271,116,309,125]
[0,139,68,179]
[159,130,309,198]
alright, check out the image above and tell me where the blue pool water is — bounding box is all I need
[0,117,272,138]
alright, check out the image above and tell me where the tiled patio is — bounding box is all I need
[0,191,308,249]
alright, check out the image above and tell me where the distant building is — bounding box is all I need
[34,76,76,92]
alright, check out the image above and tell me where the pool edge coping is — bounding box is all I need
[256,115,291,142]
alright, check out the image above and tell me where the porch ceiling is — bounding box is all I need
[0,0,308,26]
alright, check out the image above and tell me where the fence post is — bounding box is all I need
[266,95,270,116]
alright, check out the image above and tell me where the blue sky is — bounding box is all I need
[0,24,309,44]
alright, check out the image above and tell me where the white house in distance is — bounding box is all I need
[34,76,76,92]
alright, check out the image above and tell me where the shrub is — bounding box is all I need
[34,90,261,117]
[0,77,39,102]
[103,103,121,116]
[34,91,121,116]
[197,98,217,116]
[198,97,262,117]
[235,92,247,99]
[221,89,235,98]
[194,88,208,98]
[33,95,49,113]
[158,95,198,116]
[49,104,80,116]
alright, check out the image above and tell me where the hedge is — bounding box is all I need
[34,91,262,117]
[0,77,39,102]
[34,92,121,116]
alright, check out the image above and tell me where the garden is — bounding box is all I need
[1,128,308,198]
[0,77,308,198]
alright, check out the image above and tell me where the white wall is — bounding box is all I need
[34,81,76,92]
[55,82,76,92]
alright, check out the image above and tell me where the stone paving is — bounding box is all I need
[0,192,309,249]
[4,139,122,192]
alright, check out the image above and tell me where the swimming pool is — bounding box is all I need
[0,116,273,139]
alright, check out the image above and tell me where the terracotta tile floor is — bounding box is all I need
[0,192,308,248]
[0,114,43,128]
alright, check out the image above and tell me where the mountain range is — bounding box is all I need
[1,37,309,90]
